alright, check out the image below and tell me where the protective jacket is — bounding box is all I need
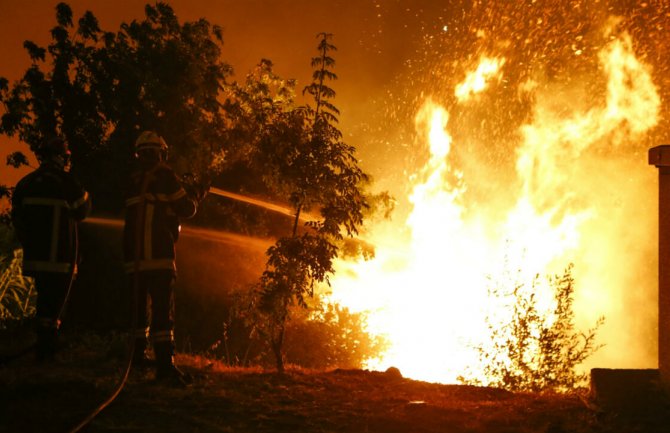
[11,163,90,276]
[123,162,196,274]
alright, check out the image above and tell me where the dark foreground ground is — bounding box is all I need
[1,333,669,433]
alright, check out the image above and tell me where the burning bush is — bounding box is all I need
[460,264,604,393]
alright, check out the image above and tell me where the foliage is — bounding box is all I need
[254,33,370,372]
[0,193,19,257]
[195,58,302,234]
[461,264,604,393]
[0,187,12,228]
[283,299,389,370]
[207,290,387,370]
[6,152,29,168]
[0,191,26,330]
[1,4,386,370]
[222,58,297,172]
[0,2,232,212]
[0,250,35,328]
[0,3,352,231]
[200,292,254,366]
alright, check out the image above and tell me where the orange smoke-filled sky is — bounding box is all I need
[0,0,447,189]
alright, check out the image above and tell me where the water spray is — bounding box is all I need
[208,187,312,222]
[83,184,318,234]
[176,170,319,223]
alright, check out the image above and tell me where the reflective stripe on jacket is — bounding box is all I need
[11,164,90,276]
[123,163,196,274]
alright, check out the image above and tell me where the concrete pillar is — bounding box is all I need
[648,145,670,387]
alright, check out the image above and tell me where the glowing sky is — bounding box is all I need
[0,0,450,188]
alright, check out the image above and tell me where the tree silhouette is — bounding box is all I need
[0,2,232,212]
[0,5,382,370]
[256,33,370,372]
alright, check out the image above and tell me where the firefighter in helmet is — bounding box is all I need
[123,131,200,385]
[11,136,91,362]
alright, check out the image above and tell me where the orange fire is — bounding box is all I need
[327,29,660,384]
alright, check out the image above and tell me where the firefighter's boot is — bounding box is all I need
[154,341,192,387]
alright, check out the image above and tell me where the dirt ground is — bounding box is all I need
[1,335,669,433]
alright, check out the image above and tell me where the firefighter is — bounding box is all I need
[11,136,91,362]
[123,131,202,385]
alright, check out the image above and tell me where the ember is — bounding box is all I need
[327,21,661,384]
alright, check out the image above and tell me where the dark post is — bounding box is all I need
[649,145,670,387]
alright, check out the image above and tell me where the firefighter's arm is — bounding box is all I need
[70,191,91,221]
[68,177,91,222]
[164,170,197,219]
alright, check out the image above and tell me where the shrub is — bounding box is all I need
[283,300,388,370]
[0,249,35,328]
[207,290,387,370]
[461,264,603,392]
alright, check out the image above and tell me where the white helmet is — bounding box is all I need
[134,131,168,156]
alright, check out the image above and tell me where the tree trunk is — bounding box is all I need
[272,323,286,373]
[292,202,302,237]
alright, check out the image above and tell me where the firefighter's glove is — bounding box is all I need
[193,174,211,203]
[197,180,210,202]
[181,173,210,203]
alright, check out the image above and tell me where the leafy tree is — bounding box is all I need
[255,33,370,372]
[0,2,232,212]
[461,264,604,392]
[198,59,301,235]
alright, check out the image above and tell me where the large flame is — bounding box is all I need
[454,56,505,103]
[328,29,660,384]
